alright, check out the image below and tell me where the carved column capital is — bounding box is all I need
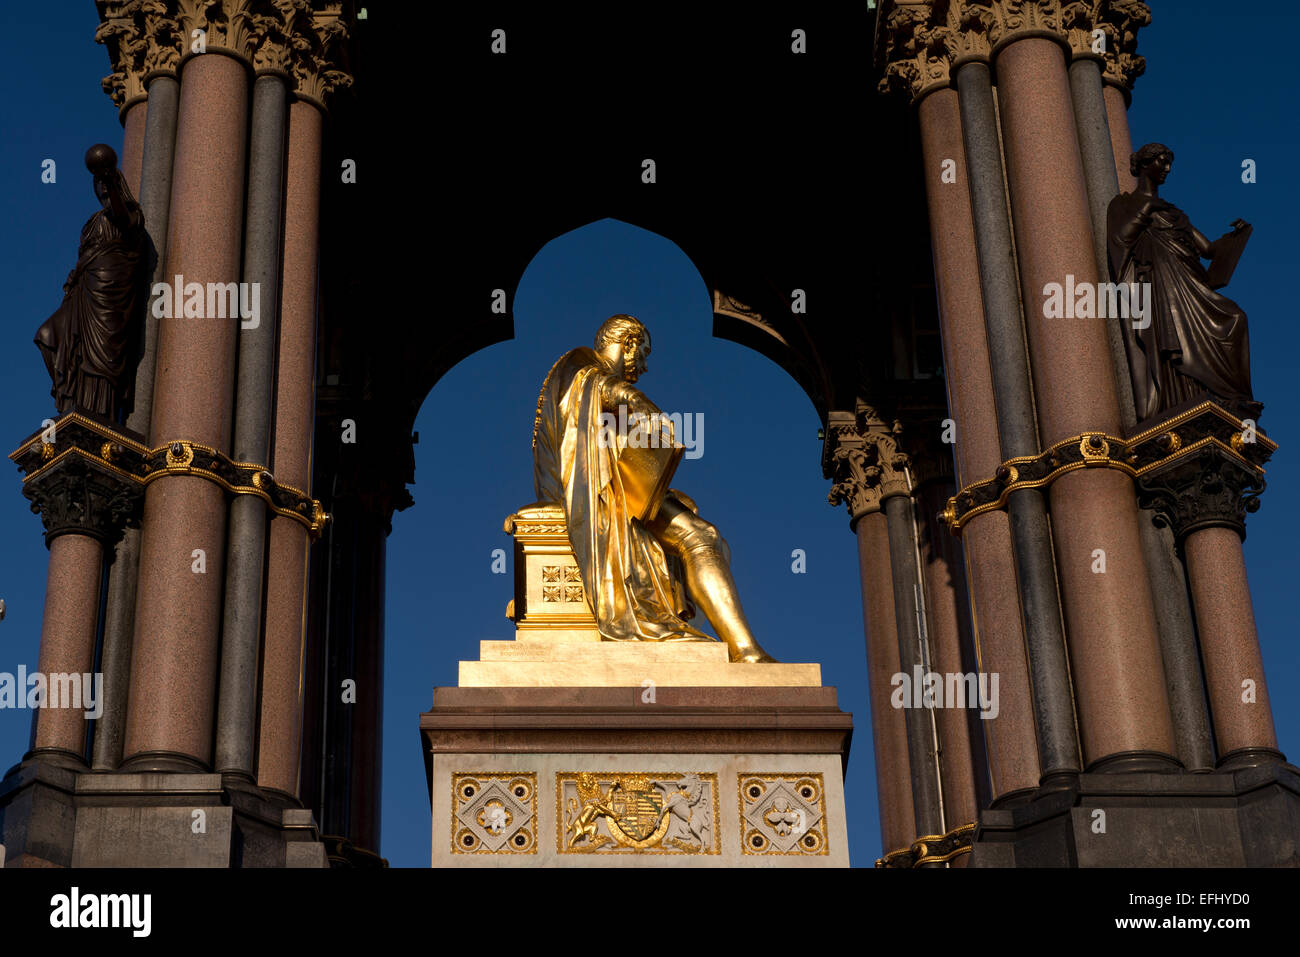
[949,2,996,68]
[1136,447,1266,548]
[96,1,355,110]
[247,0,310,76]
[10,416,149,549]
[1096,0,1150,94]
[1132,404,1274,547]
[874,0,1149,102]
[824,405,914,526]
[985,0,1068,54]
[877,2,953,103]
[96,0,165,112]
[290,3,353,111]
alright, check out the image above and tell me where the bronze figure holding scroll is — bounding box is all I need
[1107,142,1257,421]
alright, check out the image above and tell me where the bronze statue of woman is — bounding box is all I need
[1107,142,1256,421]
[34,143,148,422]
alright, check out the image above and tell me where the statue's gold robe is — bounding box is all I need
[533,347,707,641]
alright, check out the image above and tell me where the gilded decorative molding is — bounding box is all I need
[876,821,976,867]
[321,834,389,868]
[502,503,598,631]
[873,0,1150,103]
[825,404,914,525]
[11,411,329,540]
[941,402,1275,535]
[739,774,829,856]
[451,773,538,855]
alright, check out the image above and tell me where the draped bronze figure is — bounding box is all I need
[1107,143,1257,421]
[34,144,147,421]
[532,315,776,663]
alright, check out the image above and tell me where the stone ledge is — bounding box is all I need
[420,685,855,789]
[458,659,822,688]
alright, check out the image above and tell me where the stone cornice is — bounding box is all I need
[875,0,1150,104]
[95,0,354,113]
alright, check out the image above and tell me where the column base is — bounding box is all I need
[22,748,90,773]
[1085,749,1183,774]
[0,762,327,867]
[1218,747,1286,770]
[118,749,210,773]
[972,761,1300,866]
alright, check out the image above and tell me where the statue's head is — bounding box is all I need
[594,314,650,383]
[1131,142,1173,185]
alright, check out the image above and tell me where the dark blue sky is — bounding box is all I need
[2,2,1297,869]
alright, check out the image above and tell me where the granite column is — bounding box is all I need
[1069,52,1214,771]
[917,85,1040,804]
[257,98,324,799]
[994,35,1176,770]
[955,58,1081,783]
[1183,528,1280,768]
[122,51,249,771]
[214,69,290,783]
[94,72,180,771]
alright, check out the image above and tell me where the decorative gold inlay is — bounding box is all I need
[451,773,537,855]
[557,771,720,855]
[739,773,829,856]
[941,402,1277,534]
[876,821,976,868]
[11,414,328,540]
[1079,433,1110,462]
[540,564,584,603]
[165,440,194,469]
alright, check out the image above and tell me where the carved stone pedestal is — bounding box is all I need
[424,505,854,867]
[421,684,852,867]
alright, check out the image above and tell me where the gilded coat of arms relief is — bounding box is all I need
[558,772,720,854]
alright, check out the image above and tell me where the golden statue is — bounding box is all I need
[532,315,775,663]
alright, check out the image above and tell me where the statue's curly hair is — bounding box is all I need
[1130,142,1173,177]
[594,314,648,352]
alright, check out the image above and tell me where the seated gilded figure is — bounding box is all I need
[1107,142,1258,421]
[531,315,775,663]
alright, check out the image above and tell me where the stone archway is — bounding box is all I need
[379,216,880,865]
